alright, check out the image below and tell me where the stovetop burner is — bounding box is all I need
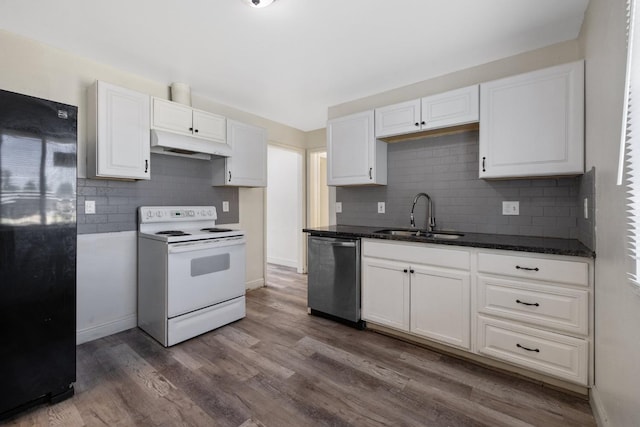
[156,230,192,236]
[139,207,245,243]
[201,228,233,233]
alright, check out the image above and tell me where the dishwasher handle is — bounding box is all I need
[310,237,358,248]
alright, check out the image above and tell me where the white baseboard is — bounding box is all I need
[77,314,137,345]
[246,278,265,290]
[266,256,298,269]
[589,386,610,427]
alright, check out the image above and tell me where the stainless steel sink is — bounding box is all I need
[375,229,428,237]
[430,232,463,240]
[375,229,464,240]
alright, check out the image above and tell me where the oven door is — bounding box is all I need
[166,237,246,318]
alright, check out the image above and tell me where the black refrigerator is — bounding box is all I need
[0,89,77,418]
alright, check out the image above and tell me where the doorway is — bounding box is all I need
[266,144,304,273]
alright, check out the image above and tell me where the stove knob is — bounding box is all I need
[208,209,213,216]
[188,210,195,216]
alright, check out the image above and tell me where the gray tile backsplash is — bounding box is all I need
[77,153,239,234]
[337,131,594,246]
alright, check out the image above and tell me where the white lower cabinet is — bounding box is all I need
[361,258,410,331]
[361,239,471,350]
[361,239,593,387]
[410,266,470,349]
[475,251,591,385]
[477,316,588,385]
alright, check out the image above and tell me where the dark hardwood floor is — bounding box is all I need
[4,264,595,426]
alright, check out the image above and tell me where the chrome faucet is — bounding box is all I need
[410,193,436,232]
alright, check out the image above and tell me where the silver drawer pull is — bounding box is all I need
[516,265,539,271]
[517,343,540,353]
[516,299,539,307]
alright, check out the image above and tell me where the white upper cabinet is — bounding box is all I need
[212,119,267,187]
[87,81,150,180]
[375,85,479,138]
[327,110,387,186]
[374,99,422,137]
[421,85,479,130]
[192,110,226,141]
[479,61,584,179]
[151,97,226,142]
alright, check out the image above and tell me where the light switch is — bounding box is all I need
[502,201,519,215]
[85,200,96,214]
[335,202,342,213]
[222,201,229,212]
[378,202,385,214]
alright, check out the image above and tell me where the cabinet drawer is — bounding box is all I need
[477,316,588,385]
[478,253,588,287]
[362,239,470,270]
[477,276,588,335]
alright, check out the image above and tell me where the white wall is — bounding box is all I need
[267,145,303,268]
[76,232,137,344]
[579,1,640,425]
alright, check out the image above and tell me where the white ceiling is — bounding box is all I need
[0,0,589,131]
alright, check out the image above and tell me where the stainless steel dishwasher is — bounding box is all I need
[307,235,362,327]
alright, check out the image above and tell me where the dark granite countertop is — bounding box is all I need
[303,225,595,258]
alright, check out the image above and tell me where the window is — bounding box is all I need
[619,0,640,292]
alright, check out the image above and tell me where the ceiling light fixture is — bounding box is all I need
[248,0,275,8]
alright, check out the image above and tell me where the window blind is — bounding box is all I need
[620,0,640,290]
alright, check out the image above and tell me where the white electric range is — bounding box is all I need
[137,206,246,347]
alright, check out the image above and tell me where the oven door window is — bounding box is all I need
[191,254,230,277]
[167,243,246,318]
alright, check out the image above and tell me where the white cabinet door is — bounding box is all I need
[374,99,421,138]
[193,110,225,142]
[151,98,193,136]
[410,266,471,349]
[327,111,386,186]
[477,316,588,385]
[213,120,267,187]
[479,61,584,179]
[361,257,410,331]
[374,86,479,138]
[87,81,150,180]
[421,85,479,131]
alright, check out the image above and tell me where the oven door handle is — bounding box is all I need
[168,238,246,253]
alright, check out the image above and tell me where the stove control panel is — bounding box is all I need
[139,206,218,223]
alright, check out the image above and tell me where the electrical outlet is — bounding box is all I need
[377,202,385,214]
[85,200,96,214]
[222,201,229,212]
[584,197,588,219]
[335,202,342,213]
[502,201,519,216]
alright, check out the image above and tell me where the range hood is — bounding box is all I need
[150,129,232,160]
